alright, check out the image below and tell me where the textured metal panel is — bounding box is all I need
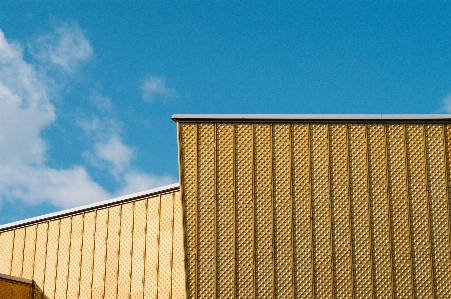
[54,217,71,299]
[254,124,274,299]
[32,222,48,297]
[91,208,108,299]
[235,124,254,299]
[310,124,333,298]
[21,225,37,280]
[387,125,413,299]
[0,278,32,299]
[197,123,216,299]
[43,220,60,298]
[158,193,175,299]
[425,124,451,298]
[79,211,96,299]
[0,230,14,275]
[291,124,313,299]
[349,124,373,298]
[273,124,294,298]
[11,229,25,277]
[144,195,161,299]
[406,124,434,298]
[172,191,186,299]
[180,123,198,299]
[216,124,235,299]
[12,282,32,299]
[130,199,146,299]
[367,125,394,298]
[329,124,353,299]
[118,203,133,299]
[104,206,121,299]
[66,214,84,299]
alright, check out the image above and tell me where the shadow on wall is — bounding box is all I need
[32,283,49,299]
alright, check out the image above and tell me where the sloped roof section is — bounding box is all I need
[0,183,180,231]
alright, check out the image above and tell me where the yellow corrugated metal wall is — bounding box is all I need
[0,190,186,299]
[178,122,451,299]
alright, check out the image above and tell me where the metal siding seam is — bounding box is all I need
[289,124,295,299]
[345,125,355,299]
[384,125,395,299]
[78,214,86,299]
[445,125,451,288]
[214,123,217,299]
[22,225,37,280]
[10,229,15,275]
[439,124,451,296]
[365,125,375,298]
[327,124,335,298]
[424,126,438,297]
[171,193,175,299]
[176,123,189,299]
[141,198,148,299]
[64,217,73,299]
[157,195,162,299]
[403,125,415,299]
[102,209,110,299]
[50,219,62,298]
[11,228,26,277]
[327,124,333,298]
[195,123,198,299]
[308,123,316,299]
[234,124,238,299]
[38,222,49,299]
[20,227,28,277]
[252,124,256,299]
[89,211,98,299]
[271,125,275,299]
[421,125,435,298]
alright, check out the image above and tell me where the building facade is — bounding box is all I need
[1,114,451,299]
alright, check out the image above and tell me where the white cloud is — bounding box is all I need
[441,94,451,113]
[29,22,93,73]
[0,27,176,211]
[0,28,108,208]
[94,136,134,177]
[141,75,176,101]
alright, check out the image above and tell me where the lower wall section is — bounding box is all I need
[0,274,32,299]
[0,189,186,299]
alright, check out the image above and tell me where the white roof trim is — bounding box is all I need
[172,114,451,121]
[0,183,180,231]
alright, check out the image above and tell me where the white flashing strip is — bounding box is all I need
[172,114,451,121]
[0,183,180,231]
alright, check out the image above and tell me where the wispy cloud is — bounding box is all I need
[0,26,176,210]
[29,22,93,73]
[0,28,108,208]
[441,93,451,113]
[141,75,176,101]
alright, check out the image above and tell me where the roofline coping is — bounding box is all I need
[0,273,33,285]
[172,114,451,121]
[0,183,180,231]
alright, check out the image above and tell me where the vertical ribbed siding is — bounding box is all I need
[0,188,184,299]
[179,121,451,299]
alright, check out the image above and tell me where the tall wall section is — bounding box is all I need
[0,188,186,299]
[178,121,451,299]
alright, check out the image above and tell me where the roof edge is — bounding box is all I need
[0,273,33,285]
[0,183,180,231]
[172,114,451,121]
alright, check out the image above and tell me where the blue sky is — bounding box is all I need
[1,2,450,224]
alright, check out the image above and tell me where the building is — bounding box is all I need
[1,114,451,299]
